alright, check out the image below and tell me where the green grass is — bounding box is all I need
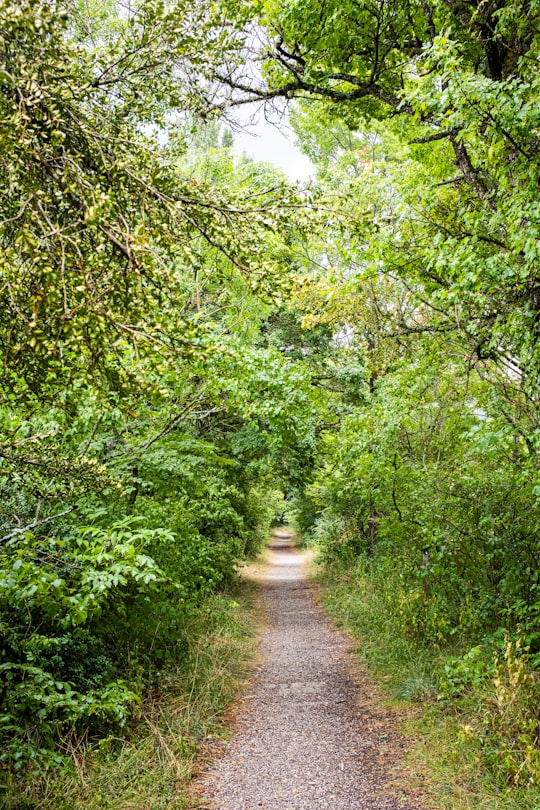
[314,560,540,810]
[1,583,259,810]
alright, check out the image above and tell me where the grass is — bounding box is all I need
[313,559,540,810]
[1,582,260,810]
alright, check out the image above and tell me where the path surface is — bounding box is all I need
[201,531,411,810]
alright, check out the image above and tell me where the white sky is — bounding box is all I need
[230,103,314,182]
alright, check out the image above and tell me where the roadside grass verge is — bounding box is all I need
[314,559,540,810]
[1,582,259,810]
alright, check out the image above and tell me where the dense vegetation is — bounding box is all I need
[0,2,313,802]
[2,0,540,807]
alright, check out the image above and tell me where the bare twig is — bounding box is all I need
[1,507,74,544]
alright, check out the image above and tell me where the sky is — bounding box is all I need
[229,103,314,182]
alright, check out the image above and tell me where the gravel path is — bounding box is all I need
[201,531,412,810]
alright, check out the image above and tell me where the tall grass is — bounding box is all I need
[315,559,540,810]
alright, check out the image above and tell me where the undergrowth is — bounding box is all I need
[315,559,540,810]
[0,583,259,810]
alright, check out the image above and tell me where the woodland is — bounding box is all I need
[2,0,540,807]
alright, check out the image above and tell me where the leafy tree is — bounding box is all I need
[217,0,540,382]
[0,0,317,775]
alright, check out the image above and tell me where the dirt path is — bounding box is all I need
[200,530,412,810]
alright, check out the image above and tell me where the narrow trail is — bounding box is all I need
[201,530,412,810]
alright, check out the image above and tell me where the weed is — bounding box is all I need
[477,636,540,787]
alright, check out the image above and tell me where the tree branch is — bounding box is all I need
[1,508,74,544]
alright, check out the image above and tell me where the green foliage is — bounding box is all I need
[0,335,307,771]
[0,0,315,786]
[1,584,259,810]
[437,647,490,701]
[0,519,166,767]
[5,0,540,804]
[318,560,540,808]
[308,346,540,641]
[273,18,540,792]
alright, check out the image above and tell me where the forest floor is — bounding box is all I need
[196,530,422,810]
